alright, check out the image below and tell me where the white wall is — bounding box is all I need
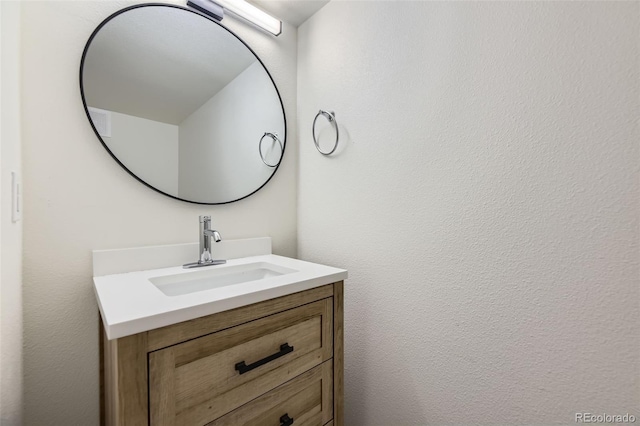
[21,1,297,424]
[179,61,285,203]
[104,111,179,196]
[0,1,23,425]
[298,2,639,424]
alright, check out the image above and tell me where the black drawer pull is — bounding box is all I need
[234,343,294,375]
[280,414,294,426]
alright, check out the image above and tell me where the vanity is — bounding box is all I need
[83,4,344,424]
[94,239,346,426]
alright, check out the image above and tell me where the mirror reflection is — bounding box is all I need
[81,4,286,204]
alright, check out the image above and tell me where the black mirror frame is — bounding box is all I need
[79,3,287,205]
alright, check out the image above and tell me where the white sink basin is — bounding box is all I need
[150,262,297,296]
[93,246,347,340]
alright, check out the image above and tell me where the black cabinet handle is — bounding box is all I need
[234,343,294,375]
[280,414,294,426]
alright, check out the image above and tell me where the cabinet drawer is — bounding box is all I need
[207,361,333,426]
[149,298,333,425]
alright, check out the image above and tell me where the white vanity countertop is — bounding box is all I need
[94,254,347,340]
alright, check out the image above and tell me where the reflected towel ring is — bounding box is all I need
[259,132,283,167]
[312,110,339,156]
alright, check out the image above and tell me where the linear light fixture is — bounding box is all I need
[211,0,282,36]
[187,0,224,21]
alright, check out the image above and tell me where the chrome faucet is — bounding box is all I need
[183,215,226,269]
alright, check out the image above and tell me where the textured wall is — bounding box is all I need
[21,1,297,424]
[297,2,639,424]
[1,1,23,425]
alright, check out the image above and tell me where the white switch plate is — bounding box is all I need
[11,171,21,222]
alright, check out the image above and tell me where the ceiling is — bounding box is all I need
[249,0,329,27]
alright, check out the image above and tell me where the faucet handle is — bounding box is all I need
[199,215,211,223]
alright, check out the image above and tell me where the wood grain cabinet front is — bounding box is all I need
[149,299,333,425]
[207,361,333,426]
[101,282,344,426]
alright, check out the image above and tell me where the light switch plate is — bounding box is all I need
[11,171,21,222]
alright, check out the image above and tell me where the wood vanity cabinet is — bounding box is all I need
[101,282,344,426]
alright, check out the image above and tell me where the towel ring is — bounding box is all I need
[312,110,339,156]
[259,132,283,167]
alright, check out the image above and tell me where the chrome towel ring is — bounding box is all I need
[259,132,283,167]
[312,110,339,155]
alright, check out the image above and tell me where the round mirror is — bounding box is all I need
[80,4,286,204]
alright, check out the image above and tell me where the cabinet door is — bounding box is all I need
[208,361,333,426]
[149,298,333,425]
